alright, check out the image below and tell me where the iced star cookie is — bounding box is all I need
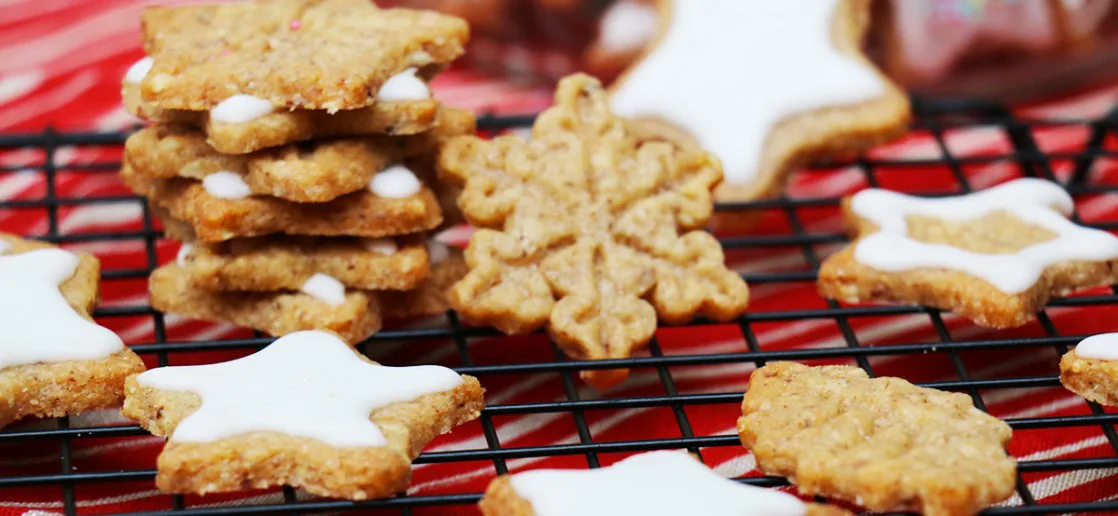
[0,233,145,428]
[122,330,484,499]
[818,179,1118,328]
[609,0,909,204]
[438,74,749,390]
[739,362,1016,516]
[138,0,468,113]
[1061,333,1118,406]
[480,450,851,516]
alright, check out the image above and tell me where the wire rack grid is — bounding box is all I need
[2,96,1118,515]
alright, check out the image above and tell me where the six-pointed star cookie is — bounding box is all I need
[739,362,1016,516]
[437,74,749,390]
[610,0,909,203]
[0,233,145,428]
[121,330,485,499]
[480,450,851,516]
[818,178,1118,328]
[1061,332,1118,406]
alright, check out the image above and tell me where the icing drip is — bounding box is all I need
[210,94,276,124]
[202,171,252,199]
[124,57,153,84]
[300,273,346,306]
[369,165,421,198]
[377,68,430,102]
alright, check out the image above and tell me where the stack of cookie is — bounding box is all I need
[118,0,472,343]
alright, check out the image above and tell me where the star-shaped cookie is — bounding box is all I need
[610,0,909,203]
[0,233,145,428]
[122,330,485,499]
[818,178,1118,328]
[437,74,749,390]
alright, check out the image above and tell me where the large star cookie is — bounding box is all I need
[438,74,749,390]
[0,233,145,428]
[739,362,1016,516]
[818,178,1118,328]
[610,0,909,203]
[122,330,484,499]
[480,450,851,516]
[1061,332,1118,406]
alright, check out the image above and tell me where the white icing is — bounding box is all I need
[202,171,252,200]
[0,249,124,369]
[427,240,449,265]
[300,273,346,306]
[510,450,806,516]
[210,94,276,124]
[598,0,658,51]
[363,238,398,256]
[135,330,463,446]
[369,165,421,198]
[377,68,430,102]
[124,57,153,84]
[1076,333,1118,360]
[851,178,1118,294]
[175,243,194,267]
[610,0,884,186]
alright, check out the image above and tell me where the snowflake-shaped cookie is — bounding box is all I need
[437,74,749,389]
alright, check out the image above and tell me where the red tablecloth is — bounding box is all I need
[4,0,1118,514]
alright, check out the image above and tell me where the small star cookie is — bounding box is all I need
[1061,333,1118,406]
[818,178,1118,328]
[0,233,145,428]
[121,330,485,499]
[437,74,749,390]
[739,362,1016,516]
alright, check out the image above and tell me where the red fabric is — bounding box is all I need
[3,0,1118,514]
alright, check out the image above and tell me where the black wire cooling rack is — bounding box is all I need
[3,96,1118,515]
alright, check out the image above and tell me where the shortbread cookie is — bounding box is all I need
[610,0,909,203]
[582,0,657,80]
[380,241,467,320]
[121,162,443,242]
[479,450,851,516]
[0,233,145,428]
[122,330,484,499]
[1060,333,1118,406]
[139,0,468,112]
[438,74,749,390]
[150,263,382,344]
[739,362,1016,516]
[818,178,1118,328]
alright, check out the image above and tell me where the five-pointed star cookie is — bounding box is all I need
[437,74,749,390]
[479,450,852,516]
[739,362,1016,516]
[818,178,1118,328]
[0,233,145,428]
[122,330,485,499]
[610,0,909,203]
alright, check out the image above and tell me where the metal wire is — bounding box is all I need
[1,96,1117,514]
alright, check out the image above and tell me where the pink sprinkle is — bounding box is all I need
[290,19,301,31]
[222,48,231,56]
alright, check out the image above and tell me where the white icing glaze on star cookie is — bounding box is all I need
[369,165,421,198]
[610,0,884,186]
[135,330,464,447]
[508,450,806,516]
[377,68,430,102]
[0,248,124,369]
[599,0,658,51]
[300,273,346,306]
[210,94,276,124]
[363,238,398,256]
[852,178,1118,294]
[124,57,154,84]
[202,171,252,199]
[1075,333,1118,360]
[175,243,193,267]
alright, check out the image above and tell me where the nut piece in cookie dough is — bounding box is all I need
[0,233,146,428]
[1060,333,1118,406]
[121,330,485,500]
[479,449,851,516]
[739,362,1016,516]
[438,74,749,390]
[818,178,1118,328]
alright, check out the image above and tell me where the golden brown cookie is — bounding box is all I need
[0,233,146,428]
[437,74,749,390]
[380,243,468,320]
[139,0,468,112]
[121,330,484,500]
[739,362,1016,516]
[1060,334,1118,406]
[818,179,1118,328]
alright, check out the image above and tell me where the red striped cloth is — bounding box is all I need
[3,0,1118,514]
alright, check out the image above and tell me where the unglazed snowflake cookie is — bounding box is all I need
[818,178,1118,328]
[1061,333,1118,406]
[739,362,1016,516]
[0,233,145,428]
[437,74,749,390]
[122,330,484,499]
